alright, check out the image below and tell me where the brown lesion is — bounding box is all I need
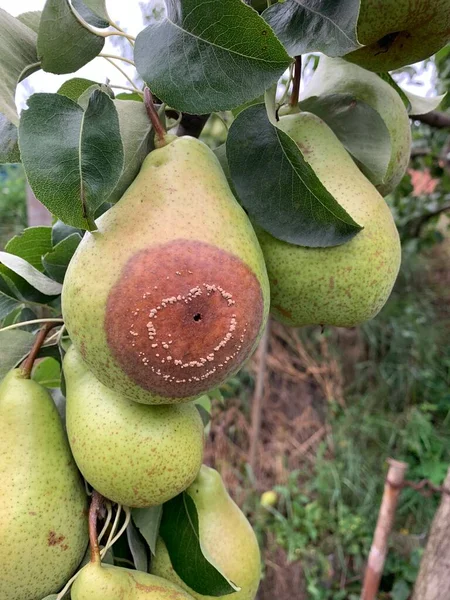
[105,240,264,398]
[48,531,67,549]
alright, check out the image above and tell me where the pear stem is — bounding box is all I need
[89,491,104,564]
[144,87,168,146]
[290,55,302,107]
[20,322,57,379]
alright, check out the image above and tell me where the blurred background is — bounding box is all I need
[1,2,449,599]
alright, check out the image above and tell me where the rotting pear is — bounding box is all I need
[0,368,88,600]
[62,135,270,405]
[345,0,450,71]
[303,56,412,196]
[255,111,401,328]
[151,465,261,600]
[64,345,204,507]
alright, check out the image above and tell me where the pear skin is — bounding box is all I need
[303,56,412,196]
[151,466,261,600]
[256,112,401,328]
[345,0,450,71]
[0,369,88,600]
[64,345,204,507]
[62,136,269,405]
[72,561,196,600]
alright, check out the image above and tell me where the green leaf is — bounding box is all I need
[0,278,21,319]
[6,307,38,332]
[134,0,291,114]
[0,8,39,126]
[77,83,114,109]
[37,0,104,74]
[263,0,361,57]
[0,115,20,163]
[391,579,411,600]
[116,92,144,102]
[299,94,391,186]
[126,519,149,572]
[72,0,109,28]
[3,227,52,271]
[18,11,42,33]
[57,77,99,102]
[43,233,82,283]
[0,329,34,380]
[406,90,446,116]
[51,220,84,245]
[376,72,411,112]
[160,493,237,596]
[227,103,362,247]
[19,91,124,229]
[107,100,152,203]
[0,252,63,296]
[32,356,61,387]
[132,505,163,556]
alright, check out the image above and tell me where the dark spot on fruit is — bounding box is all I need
[48,531,66,546]
[104,240,264,397]
[272,304,292,320]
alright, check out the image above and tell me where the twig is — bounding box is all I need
[68,1,135,41]
[20,322,58,378]
[0,318,64,334]
[289,56,302,107]
[109,84,143,96]
[361,459,408,600]
[412,111,450,129]
[144,88,167,145]
[249,320,271,476]
[99,54,135,66]
[102,57,140,93]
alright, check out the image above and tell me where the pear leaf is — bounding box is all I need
[43,234,82,283]
[299,94,391,186]
[19,91,124,229]
[57,77,100,102]
[0,252,63,296]
[263,0,361,57]
[406,91,446,116]
[18,11,42,33]
[0,8,38,126]
[227,103,362,248]
[0,115,20,163]
[0,330,35,380]
[2,307,38,332]
[160,493,238,596]
[3,227,52,271]
[376,73,411,111]
[127,519,150,572]
[132,505,163,556]
[51,220,84,245]
[37,0,104,74]
[0,278,21,320]
[32,357,61,388]
[135,0,291,113]
[72,0,109,28]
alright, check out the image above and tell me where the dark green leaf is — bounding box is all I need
[160,493,237,596]
[19,91,124,229]
[43,233,82,283]
[263,0,360,57]
[77,83,114,109]
[57,77,99,102]
[8,307,38,332]
[0,329,34,380]
[32,356,61,388]
[0,8,38,125]
[51,220,84,245]
[132,505,162,556]
[0,115,20,163]
[37,0,104,74]
[18,11,42,33]
[0,278,21,319]
[127,519,149,572]
[3,227,52,271]
[134,0,291,113]
[227,103,362,247]
[299,94,391,186]
[0,252,63,295]
[72,0,109,28]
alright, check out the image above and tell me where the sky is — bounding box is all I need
[0,0,438,114]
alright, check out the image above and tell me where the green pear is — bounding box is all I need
[151,466,261,600]
[345,0,450,71]
[72,558,197,599]
[62,136,269,405]
[256,111,401,328]
[303,56,412,196]
[0,368,88,600]
[64,345,204,507]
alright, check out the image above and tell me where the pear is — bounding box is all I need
[62,136,269,405]
[303,56,412,196]
[151,466,261,600]
[345,0,450,71]
[256,112,401,328]
[0,368,88,600]
[64,345,204,507]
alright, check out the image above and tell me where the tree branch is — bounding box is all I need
[412,111,450,129]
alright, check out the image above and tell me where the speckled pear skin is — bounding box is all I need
[256,112,401,328]
[62,136,269,405]
[0,369,88,600]
[151,466,261,600]
[64,345,204,508]
[345,0,450,71]
[303,56,412,196]
[72,561,197,600]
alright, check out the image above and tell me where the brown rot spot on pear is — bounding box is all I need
[105,240,264,397]
[47,531,66,547]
